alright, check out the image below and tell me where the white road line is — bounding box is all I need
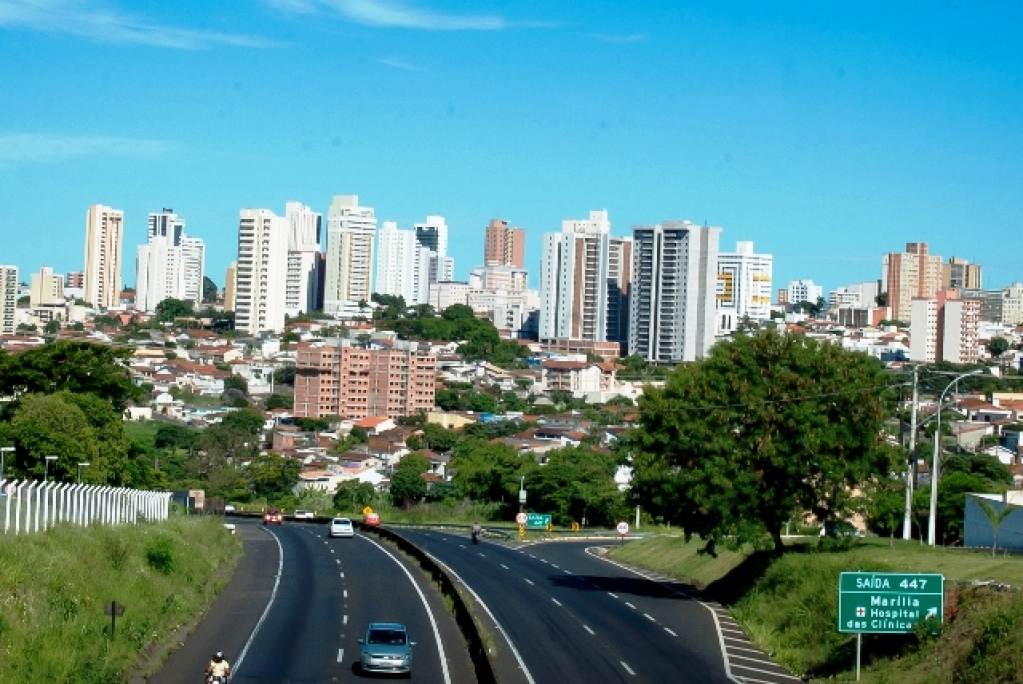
[357,535,452,684]
[730,663,804,680]
[528,554,536,558]
[621,661,635,676]
[524,578,534,585]
[583,625,595,635]
[343,590,348,598]
[330,549,335,553]
[607,592,619,599]
[644,613,656,622]
[551,564,559,569]
[340,572,344,578]
[337,648,343,663]
[500,564,509,570]
[552,598,562,606]
[336,559,340,564]
[478,553,486,557]
[233,528,285,677]
[564,569,572,574]
[426,555,536,684]
[664,627,678,636]
[343,615,348,625]
[625,602,636,609]
[459,544,466,549]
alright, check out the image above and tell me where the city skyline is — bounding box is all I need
[1,2,1022,294]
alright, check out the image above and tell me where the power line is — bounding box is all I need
[645,381,909,413]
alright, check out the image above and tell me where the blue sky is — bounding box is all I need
[1,0,1021,296]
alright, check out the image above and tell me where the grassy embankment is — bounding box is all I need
[610,536,1023,683]
[0,516,242,682]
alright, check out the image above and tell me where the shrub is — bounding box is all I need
[145,538,175,574]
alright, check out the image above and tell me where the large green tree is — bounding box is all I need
[629,329,898,553]
[154,297,195,322]
[450,438,537,505]
[529,445,625,526]
[390,453,430,506]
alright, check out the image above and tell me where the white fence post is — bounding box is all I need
[14,481,27,535]
[1,479,9,534]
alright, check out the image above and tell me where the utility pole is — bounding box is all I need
[903,365,919,541]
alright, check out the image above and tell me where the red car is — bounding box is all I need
[263,508,283,525]
[364,512,381,527]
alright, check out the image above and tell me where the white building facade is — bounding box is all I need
[716,240,772,335]
[787,279,823,306]
[539,210,610,342]
[324,195,376,318]
[84,204,124,310]
[235,208,289,334]
[629,221,720,363]
[374,221,417,304]
[0,265,17,334]
[284,201,322,317]
[135,209,205,312]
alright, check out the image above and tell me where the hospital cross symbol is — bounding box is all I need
[856,607,866,617]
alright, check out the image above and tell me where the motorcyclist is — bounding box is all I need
[205,650,231,682]
[471,521,482,543]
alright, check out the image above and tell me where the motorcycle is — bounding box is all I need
[205,675,229,683]
[471,529,480,545]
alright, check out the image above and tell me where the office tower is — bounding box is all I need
[294,339,436,419]
[716,241,772,335]
[942,257,982,291]
[83,204,124,309]
[539,210,611,342]
[324,195,376,316]
[30,266,64,308]
[0,265,17,334]
[235,208,289,334]
[136,209,205,312]
[484,219,525,268]
[629,221,720,363]
[882,242,942,322]
[910,291,980,364]
[375,221,417,303]
[606,236,632,345]
[284,202,323,317]
[787,279,823,307]
[224,261,237,311]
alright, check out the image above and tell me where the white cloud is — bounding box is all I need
[380,57,425,72]
[272,0,507,30]
[590,33,647,44]
[0,0,274,48]
[0,133,172,168]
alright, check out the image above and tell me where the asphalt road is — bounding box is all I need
[148,520,473,683]
[396,530,791,684]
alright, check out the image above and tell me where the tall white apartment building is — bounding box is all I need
[1003,282,1023,325]
[375,221,417,303]
[0,265,17,334]
[411,216,454,305]
[606,236,632,345]
[136,209,205,312]
[909,298,939,363]
[716,240,773,335]
[539,210,611,342]
[910,291,980,364]
[235,208,289,334]
[787,279,823,306]
[324,195,376,317]
[629,221,720,363]
[30,266,64,307]
[284,202,323,317]
[84,204,124,309]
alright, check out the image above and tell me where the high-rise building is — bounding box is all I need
[30,266,64,308]
[135,209,205,312]
[293,339,436,419]
[942,257,982,291]
[829,281,881,310]
[65,271,84,289]
[235,209,289,334]
[0,265,18,334]
[606,236,632,345]
[882,242,942,322]
[910,290,980,364]
[224,261,237,312]
[484,219,525,268]
[181,236,205,307]
[374,221,417,303]
[1003,282,1023,326]
[83,204,124,309]
[412,216,454,305]
[284,202,323,317]
[629,221,720,363]
[716,241,773,335]
[787,279,823,307]
[539,210,611,343]
[324,195,376,317]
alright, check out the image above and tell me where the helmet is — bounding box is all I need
[214,651,224,659]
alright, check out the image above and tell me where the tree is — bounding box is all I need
[273,366,296,386]
[202,276,219,303]
[223,375,248,395]
[629,329,897,553]
[265,394,293,410]
[154,423,199,451]
[450,438,537,505]
[154,298,195,322]
[334,480,376,511]
[862,475,905,547]
[390,453,430,506]
[876,291,888,307]
[422,423,458,453]
[246,454,301,501]
[529,445,625,526]
[988,337,1010,358]
[221,409,265,436]
[974,498,1020,557]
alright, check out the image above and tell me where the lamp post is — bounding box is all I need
[78,462,91,485]
[928,369,983,546]
[0,446,13,481]
[44,455,58,482]
[518,476,526,513]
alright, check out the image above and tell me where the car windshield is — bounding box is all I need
[368,629,406,645]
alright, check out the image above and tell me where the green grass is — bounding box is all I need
[608,535,1023,682]
[0,516,242,682]
[122,419,161,446]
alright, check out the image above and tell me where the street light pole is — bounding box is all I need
[903,365,920,540]
[78,462,91,485]
[44,455,58,482]
[928,369,983,546]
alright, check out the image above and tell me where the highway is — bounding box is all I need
[148,520,473,683]
[394,529,799,684]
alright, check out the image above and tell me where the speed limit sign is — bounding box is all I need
[616,521,630,536]
[515,512,528,525]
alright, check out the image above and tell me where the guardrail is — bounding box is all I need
[0,478,172,535]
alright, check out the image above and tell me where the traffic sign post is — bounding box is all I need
[517,524,525,540]
[515,512,528,525]
[616,521,630,536]
[526,513,551,529]
[838,572,943,681]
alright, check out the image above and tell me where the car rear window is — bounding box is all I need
[332,518,348,524]
[368,629,406,645]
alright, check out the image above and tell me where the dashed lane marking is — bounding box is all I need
[621,661,636,676]
[583,625,595,635]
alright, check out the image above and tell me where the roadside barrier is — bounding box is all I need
[0,478,171,534]
[356,521,498,684]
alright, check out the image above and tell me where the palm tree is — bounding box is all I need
[974,496,1020,557]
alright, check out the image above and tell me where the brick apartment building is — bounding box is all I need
[293,339,436,419]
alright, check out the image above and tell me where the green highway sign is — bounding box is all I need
[838,572,943,634]
[526,513,552,529]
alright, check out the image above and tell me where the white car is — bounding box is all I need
[224,504,236,514]
[293,509,315,520]
[330,517,355,538]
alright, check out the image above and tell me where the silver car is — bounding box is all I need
[358,622,414,676]
[329,517,354,538]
